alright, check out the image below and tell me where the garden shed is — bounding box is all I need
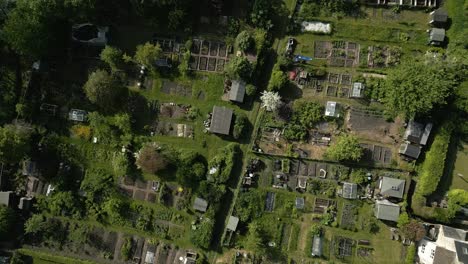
[351,82,364,98]
[209,106,233,135]
[68,109,87,122]
[227,216,239,232]
[325,101,338,117]
[399,142,421,160]
[429,28,445,45]
[193,197,208,212]
[378,177,405,199]
[295,197,305,209]
[374,200,400,222]
[229,80,246,103]
[342,182,358,199]
[429,9,448,25]
[404,120,433,145]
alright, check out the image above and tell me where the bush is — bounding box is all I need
[416,121,454,196]
[121,238,132,261]
[207,144,239,184]
[235,31,254,52]
[350,169,367,185]
[190,218,214,249]
[267,70,288,91]
[246,84,257,97]
[226,56,252,80]
[405,244,416,264]
[136,144,169,174]
[325,134,363,162]
[233,113,249,139]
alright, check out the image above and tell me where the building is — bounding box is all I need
[374,199,400,222]
[295,197,305,209]
[399,142,422,160]
[311,235,323,257]
[429,9,448,25]
[404,120,433,145]
[72,23,109,46]
[378,177,405,199]
[18,197,34,212]
[193,197,208,212]
[0,191,14,207]
[144,244,156,264]
[429,28,446,46]
[68,109,87,122]
[366,0,437,7]
[26,176,50,197]
[342,182,358,199]
[227,216,239,232]
[229,80,246,103]
[351,82,365,98]
[325,101,338,117]
[209,106,233,135]
[418,225,468,264]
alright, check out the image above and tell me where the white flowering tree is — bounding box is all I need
[260,91,281,112]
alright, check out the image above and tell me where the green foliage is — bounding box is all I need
[0,124,31,164]
[416,122,454,196]
[100,46,124,72]
[67,222,90,246]
[325,134,363,162]
[267,70,288,91]
[120,238,132,261]
[45,191,82,217]
[283,124,307,141]
[0,67,17,122]
[226,56,253,80]
[10,251,26,264]
[250,0,273,30]
[207,143,239,184]
[309,223,323,236]
[176,151,206,187]
[197,181,226,204]
[134,42,162,69]
[283,101,323,141]
[190,217,214,249]
[0,205,15,238]
[446,189,468,220]
[24,214,47,235]
[397,212,410,229]
[244,221,266,256]
[178,50,191,77]
[383,59,458,118]
[136,144,169,175]
[233,113,249,140]
[245,84,257,97]
[83,70,126,111]
[87,112,133,147]
[235,30,254,52]
[400,221,425,242]
[350,169,367,185]
[235,191,264,222]
[102,198,127,225]
[299,0,360,19]
[405,244,416,264]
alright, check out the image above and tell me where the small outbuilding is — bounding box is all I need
[0,191,13,207]
[209,106,233,135]
[325,101,338,117]
[351,82,365,98]
[404,120,433,146]
[295,197,305,209]
[144,244,156,264]
[311,235,323,257]
[374,200,400,222]
[379,177,405,199]
[429,9,448,25]
[193,197,208,212]
[227,216,239,232]
[399,142,422,160]
[68,109,87,122]
[229,80,246,103]
[342,182,358,199]
[429,28,445,45]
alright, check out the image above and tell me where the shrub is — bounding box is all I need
[120,238,132,261]
[190,218,214,249]
[235,31,254,52]
[267,70,288,91]
[350,169,367,185]
[207,144,239,184]
[136,144,169,174]
[405,244,416,264]
[233,113,249,140]
[325,134,363,162]
[70,125,92,140]
[416,122,454,196]
[246,84,257,97]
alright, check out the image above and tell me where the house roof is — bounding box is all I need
[351,82,364,98]
[399,143,421,159]
[68,109,87,122]
[229,80,246,103]
[430,28,446,42]
[429,9,448,24]
[380,177,405,199]
[343,182,358,199]
[433,246,456,264]
[295,197,305,209]
[193,197,208,212]
[325,101,337,117]
[0,191,12,207]
[454,241,468,264]
[312,235,323,257]
[442,226,467,241]
[227,216,239,231]
[209,106,233,135]
[374,200,400,222]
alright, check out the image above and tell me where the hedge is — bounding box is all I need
[415,121,454,196]
[405,244,416,264]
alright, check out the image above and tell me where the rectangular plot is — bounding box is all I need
[192,40,201,54]
[208,58,216,71]
[265,192,276,212]
[327,86,337,97]
[216,59,225,72]
[199,57,208,70]
[210,43,219,56]
[189,56,199,70]
[201,41,209,55]
[219,43,227,57]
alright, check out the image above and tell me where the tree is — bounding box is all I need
[245,84,257,97]
[267,70,288,91]
[134,42,162,69]
[235,30,253,52]
[400,221,425,242]
[283,124,307,141]
[325,134,363,162]
[100,46,124,72]
[121,237,133,261]
[291,101,323,128]
[176,151,206,187]
[397,212,410,228]
[260,91,281,111]
[0,205,15,238]
[350,169,367,185]
[24,214,47,235]
[83,70,125,111]
[178,50,191,77]
[190,217,214,249]
[383,58,458,118]
[136,144,168,174]
[233,113,249,139]
[226,56,252,80]
[245,222,265,255]
[0,124,31,164]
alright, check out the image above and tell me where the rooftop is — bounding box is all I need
[429,9,448,24]
[311,235,323,257]
[68,109,87,122]
[342,182,358,199]
[374,199,400,222]
[0,191,12,207]
[209,106,233,135]
[295,197,305,209]
[379,177,405,199]
[227,215,239,231]
[351,82,364,98]
[399,143,421,159]
[325,101,337,117]
[430,28,446,43]
[229,80,246,103]
[193,197,208,212]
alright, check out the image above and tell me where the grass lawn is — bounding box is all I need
[449,142,468,191]
[18,249,97,264]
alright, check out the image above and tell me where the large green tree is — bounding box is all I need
[383,59,458,118]
[0,124,31,163]
[134,42,162,69]
[83,70,125,111]
[100,46,124,72]
[267,70,288,91]
[226,56,252,80]
[0,205,15,239]
[325,134,363,162]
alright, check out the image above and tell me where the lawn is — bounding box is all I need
[449,142,468,191]
[19,249,98,264]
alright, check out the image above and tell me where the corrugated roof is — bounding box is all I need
[429,9,448,23]
[399,143,421,159]
[343,182,358,199]
[351,82,364,98]
[420,123,433,145]
[430,28,446,42]
[374,200,400,222]
[193,197,208,212]
[380,177,405,199]
[209,106,233,135]
[229,80,246,103]
[227,216,239,231]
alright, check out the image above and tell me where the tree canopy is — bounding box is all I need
[235,30,253,52]
[0,124,31,164]
[226,56,252,80]
[83,70,126,111]
[260,91,281,111]
[0,205,15,239]
[100,46,124,72]
[267,70,288,91]
[134,42,162,69]
[325,134,363,162]
[136,144,169,175]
